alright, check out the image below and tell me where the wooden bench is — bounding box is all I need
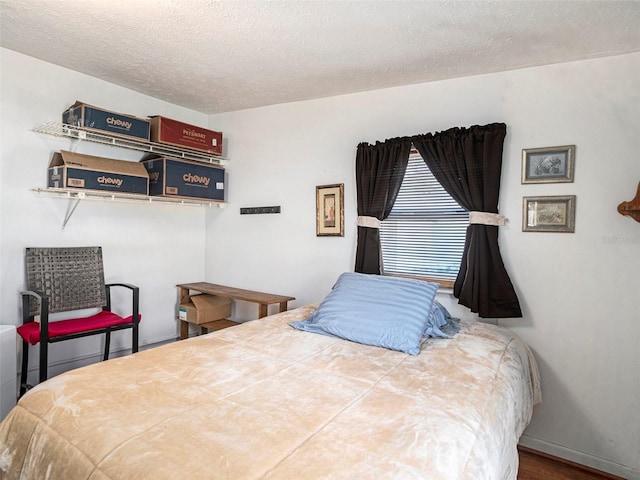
[176,282,295,340]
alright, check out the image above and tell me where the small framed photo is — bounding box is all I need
[522,145,575,184]
[316,183,344,236]
[523,195,576,233]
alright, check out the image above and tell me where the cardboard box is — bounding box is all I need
[141,155,225,201]
[149,116,222,155]
[63,101,150,141]
[179,294,232,325]
[48,150,149,195]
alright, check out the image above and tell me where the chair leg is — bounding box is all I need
[103,329,111,361]
[19,340,29,397]
[38,340,48,384]
[132,322,139,354]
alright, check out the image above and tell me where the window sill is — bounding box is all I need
[383,273,455,290]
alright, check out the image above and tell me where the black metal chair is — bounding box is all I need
[17,247,140,396]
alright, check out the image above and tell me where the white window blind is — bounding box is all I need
[380,153,469,283]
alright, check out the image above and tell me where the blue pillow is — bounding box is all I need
[289,272,438,355]
[424,301,460,338]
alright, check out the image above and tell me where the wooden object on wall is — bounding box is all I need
[617,182,640,223]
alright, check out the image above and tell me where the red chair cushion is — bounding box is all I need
[17,311,141,345]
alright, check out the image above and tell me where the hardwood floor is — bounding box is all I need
[518,447,626,480]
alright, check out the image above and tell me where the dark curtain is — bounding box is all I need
[354,137,412,274]
[412,123,522,318]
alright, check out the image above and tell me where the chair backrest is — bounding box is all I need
[26,247,107,315]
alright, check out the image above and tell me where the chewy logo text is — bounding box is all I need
[183,173,210,186]
[107,117,132,130]
[98,176,123,187]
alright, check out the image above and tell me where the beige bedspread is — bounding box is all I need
[0,305,540,480]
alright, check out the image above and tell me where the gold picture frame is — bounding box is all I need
[316,183,344,236]
[523,195,576,233]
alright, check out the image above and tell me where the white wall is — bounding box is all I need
[1,46,638,478]
[206,53,640,478]
[0,49,209,381]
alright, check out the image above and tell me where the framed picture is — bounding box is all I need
[522,145,575,184]
[316,183,344,236]
[523,195,576,233]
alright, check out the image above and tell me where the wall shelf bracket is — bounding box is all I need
[63,193,84,230]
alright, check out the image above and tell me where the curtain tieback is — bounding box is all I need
[469,211,508,226]
[356,216,381,228]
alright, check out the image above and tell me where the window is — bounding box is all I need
[380,152,469,286]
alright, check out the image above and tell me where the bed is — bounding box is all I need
[0,274,540,480]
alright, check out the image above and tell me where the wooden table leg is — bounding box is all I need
[179,320,189,340]
[258,303,268,319]
[178,287,189,339]
[278,301,288,313]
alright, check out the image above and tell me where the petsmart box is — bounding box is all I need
[48,150,149,195]
[149,116,223,155]
[62,101,150,141]
[141,155,225,201]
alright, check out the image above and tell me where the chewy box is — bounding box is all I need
[149,116,222,155]
[141,155,225,201]
[63,101,150,141]
[48,150,149,195]
[179,294,232,325]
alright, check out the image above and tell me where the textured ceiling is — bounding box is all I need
[1,0,640,114]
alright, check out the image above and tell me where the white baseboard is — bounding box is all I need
[519,435,639,480]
